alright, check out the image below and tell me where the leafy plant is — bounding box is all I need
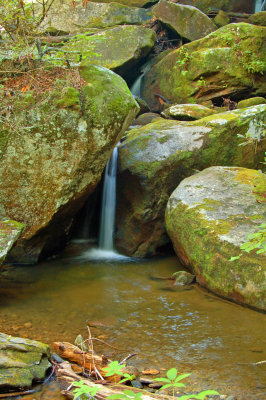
[175,47,191,70]
[102,361,126,384]
[108,389,143,400]
[197,76,206,88]
[154,368,191,399]
[119,373,136,384]
[178,390,221,400]
[72,380,100,400]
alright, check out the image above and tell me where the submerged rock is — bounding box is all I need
[116,105,266,257]
[39,0,153,33]
[153,0,216,41]
[0,65,139,263]
[142,23,266,111]
[161,104,216,120]
[172,271,195,286]
[60,25,156,78]
[165,166,266,311]
[0,220,24,266]
[0,332,50,388]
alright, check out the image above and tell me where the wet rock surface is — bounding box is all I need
[0,220,24,266]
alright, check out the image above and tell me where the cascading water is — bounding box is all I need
[99,146,118,251]
[255,0,266,12]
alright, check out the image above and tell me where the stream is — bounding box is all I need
[0,243,265,400]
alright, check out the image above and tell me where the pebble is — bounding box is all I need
[24,322,32,328]
[131,380,143,389]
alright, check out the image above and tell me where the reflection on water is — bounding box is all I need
[0,247,265,399]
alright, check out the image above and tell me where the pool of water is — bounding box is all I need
[0,245,265,399]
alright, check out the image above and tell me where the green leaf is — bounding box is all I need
[153,378,171,383]
[159,383,173,390]
[196,390,220,399]
[173,382,185,387]
[174,373,191,382]
[166,368,178,381]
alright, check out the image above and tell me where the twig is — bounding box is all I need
[119,353,138,365]
[82,337,128,352]
[87,326,104,381]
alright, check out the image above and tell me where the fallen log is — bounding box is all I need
[54,342,123,382]
[56,362,167,400]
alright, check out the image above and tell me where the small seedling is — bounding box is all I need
[72,380,100,400]
[119,373,136,384]
[154,368,191,399]
[103,360,126,383]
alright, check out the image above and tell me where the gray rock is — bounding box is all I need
[153,0,216,41]
[0,220,24,267]
[166,166,266,311]
[0,332,50,388]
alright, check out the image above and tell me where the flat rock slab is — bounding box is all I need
[40,0,153,33]
[0,332,51,388]
[0,220,24,266]
[166,166,266,311]
[153,0,216,41]
[162,104,216,120]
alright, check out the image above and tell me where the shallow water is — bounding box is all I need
[0,246,265,399]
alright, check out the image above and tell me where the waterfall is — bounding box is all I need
[99,146,118,251]
[255,0,265,12]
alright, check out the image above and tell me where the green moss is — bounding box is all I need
[156,134,170,144]
[56,87,80,109]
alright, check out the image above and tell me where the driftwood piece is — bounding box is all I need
[56,362,166,400]
[53,342,118,382]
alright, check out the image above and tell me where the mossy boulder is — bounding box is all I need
[161,104,216,120]
[237,97,266,109]
[0,332,50,388]
[116,105,266,257]
[39,0,153,33]
[0,220,24,266]
[60,25,156,78]
[248,11,266,27]
[0,65,139,263]
[165,166,266,311]
[177,1,254,14]
[141,23,266,111]
[153,1,216,41]
[214,10,230,27]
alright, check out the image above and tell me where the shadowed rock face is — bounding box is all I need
[141,23,266,111]
[166,166,266,311]
[0,65,139,263]
[0,332,51,388]
[116,105,266,257]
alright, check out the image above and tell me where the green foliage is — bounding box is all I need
[197,76,206,88]
[175,47,191,70]
[119,373,136,384]
[108,389,143,400]
[72,380,100,400]
[103,361,125,377]
[230,223,266,261]
[178,391,221,400]
[154,369,190,399]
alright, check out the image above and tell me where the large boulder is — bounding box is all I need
[116,105,266,256]
[153,1,216,41]
[176,0,255,14]
[60,25,156,78]
[39,0,153,33]
[0,220,24,267]
[165,166,266,311]
[161,103,216,120]
[0,332,50,388]
[0,65,139,263]
[141,23,266,111]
